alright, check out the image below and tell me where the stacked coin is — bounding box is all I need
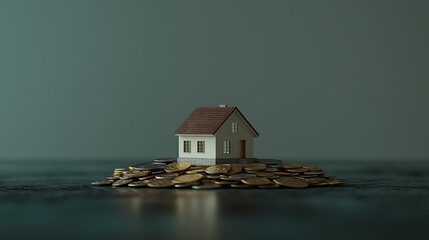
[91,161,345,189]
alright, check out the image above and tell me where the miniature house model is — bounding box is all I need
[175,105,259,165]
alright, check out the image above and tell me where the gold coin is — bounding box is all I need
[267,163,283,168]
[241,177,272,186]
[273,171,299,176]
[230,183,252,188]
[192,184,221,190]
[164,162,192,173]
[327,179,345,185]
[300,175,318,179]
[175,181,200,188]
[243,163,266,172]
[201,179,216,184]
[256,172,274,178]
[112,179,132,187]
[128,180,151,187]
[265,167,279,172]
[306,166,322,171]
[215,180,239,185]
[306,177,329,186]
[205,164,231,175]
[147,179,174,188]
[274,177,309,188]
[228,173,257,179]
[124,171,151,178]
[287,167,310,173]
[220,176,244,181]
[107,176,119,180]
[172,174,203,184]
[227,163,243,175]
[206,174,222,179]
[310,182,329,186]
[188,166,206,170]
[186,169,206,174]
[138,175,154,181]
[303,171,324,176]
[281,163,302,169]
[155,173,179,180]
[323,174,336,178]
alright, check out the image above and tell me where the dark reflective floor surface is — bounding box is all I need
[1,159,428,240]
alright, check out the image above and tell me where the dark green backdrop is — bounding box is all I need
[0,0,428,160]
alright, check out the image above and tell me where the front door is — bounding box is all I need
[240,140,246,158]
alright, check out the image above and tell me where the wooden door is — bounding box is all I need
[240,140,246,158]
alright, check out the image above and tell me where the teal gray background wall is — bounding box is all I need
[0,0,428,160]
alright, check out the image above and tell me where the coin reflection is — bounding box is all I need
[117,189,220,240]
[175,190,219,240]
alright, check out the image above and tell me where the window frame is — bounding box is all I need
[223,140,230,154]
[232,122,238,133]
[197,141,205,153]
[183,141,191,153]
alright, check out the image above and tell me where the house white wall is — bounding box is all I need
[177,135,216,159]
[215,110,255,159]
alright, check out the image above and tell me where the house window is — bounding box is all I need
[183,141,191,153]
[197,141,205,153]
[223,140,230,154]
[232,122,238,133]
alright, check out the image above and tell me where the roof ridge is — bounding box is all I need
[175,106,258,136]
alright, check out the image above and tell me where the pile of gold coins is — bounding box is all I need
[91,160,345,189]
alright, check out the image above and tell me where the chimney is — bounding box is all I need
[219,104,227,108]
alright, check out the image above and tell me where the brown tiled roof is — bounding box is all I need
[175,106,259,136]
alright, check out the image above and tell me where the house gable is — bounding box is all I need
[214,110,257,159]
[216,108,259,137]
